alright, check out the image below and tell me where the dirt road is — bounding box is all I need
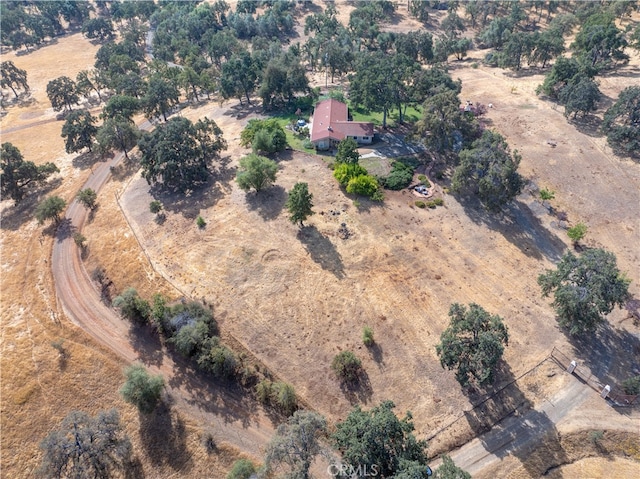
[50,147,276,459]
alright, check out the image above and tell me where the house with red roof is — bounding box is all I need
[310,99,374,151]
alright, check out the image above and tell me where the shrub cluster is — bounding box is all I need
[332,351,363,383]
[255,379,297,416]
[383,161,414,190]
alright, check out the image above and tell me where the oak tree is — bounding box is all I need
[333,401,429,479]
[1,142,58,203]
[61,110,98,153]
[538,249,631,335]
[0,60,29,99]
[602,86,640,156]
[39,409,131,479]
[436,303,509,387]
[452,130,524,211]
[286,182,314,227]
[265,411,327,479]
[35,196,66,225]
[235,154,278,193]
[46,76,80,112]
[120,364,164,414]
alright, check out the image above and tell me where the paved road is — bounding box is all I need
[430,378,594,475]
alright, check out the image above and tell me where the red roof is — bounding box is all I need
[310,99,373,142]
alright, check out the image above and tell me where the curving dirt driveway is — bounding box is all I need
[50,147,275,459]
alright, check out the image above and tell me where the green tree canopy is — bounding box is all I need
[331,350,362,383]
[35,196,66,225]
[349,52,419,127]
[240,118,287,153]
[265,410,327,479]
[434,455,471,479]
[76,69,107,103]
[333,163,368,186]
[236,154,278,193]
[102,95,140,122]
[76,188,97,210]
[259,53,310,110]
[39,409,131,479]
[96,117,139,161]
[61,110,98,153]
[572,12,628,70]
[112,287,151,324]
[1,60,29,99]
[538,249,631,335]
[81,17,115,42]
[120,364,164,414]
[436,303,509,387]
[332,400,429,479]
[536,56,586,101]
[286,182,314,227]
[414,90,478,154]
[227,459,255,479]
[138,116,226,192]
[143,73,180,122]
[46,76,79,112]
[452,130,524,211]
[335,138,360,164]
[220,51,258,105]
[602,86,640,156]
[1,142,58,203]
[559,75,602,119]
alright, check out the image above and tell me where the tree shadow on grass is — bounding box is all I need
[150,155,235,220]
[110,155,140,182]
[458,196,566,262]
[297,225,345,279]
[123,457,145,479]
[245,185,287,221]
[128,323,165,369]
[462,362,568,476]
[0,177,63,231]
[569,114,605,139]
[567,322,640,389]
[50,217,74,239]
[367,343,384,367]
[72,150,102,170]
[166,352,257,429]
[339,369,373,406]
[222,101,265,120]
[139,399,193,473]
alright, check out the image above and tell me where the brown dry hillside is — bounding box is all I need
[2,2,639,478]
[1,33,247,478]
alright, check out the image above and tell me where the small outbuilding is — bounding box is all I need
[310,99,374,150]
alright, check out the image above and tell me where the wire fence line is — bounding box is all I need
[426,353,553,443]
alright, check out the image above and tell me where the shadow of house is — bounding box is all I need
[297,225,345,279]
[245,185,287,221]
[458,196,566,262]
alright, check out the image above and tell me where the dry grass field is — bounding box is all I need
[2,2,639,478]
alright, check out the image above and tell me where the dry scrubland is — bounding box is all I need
[2,2,640,478]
